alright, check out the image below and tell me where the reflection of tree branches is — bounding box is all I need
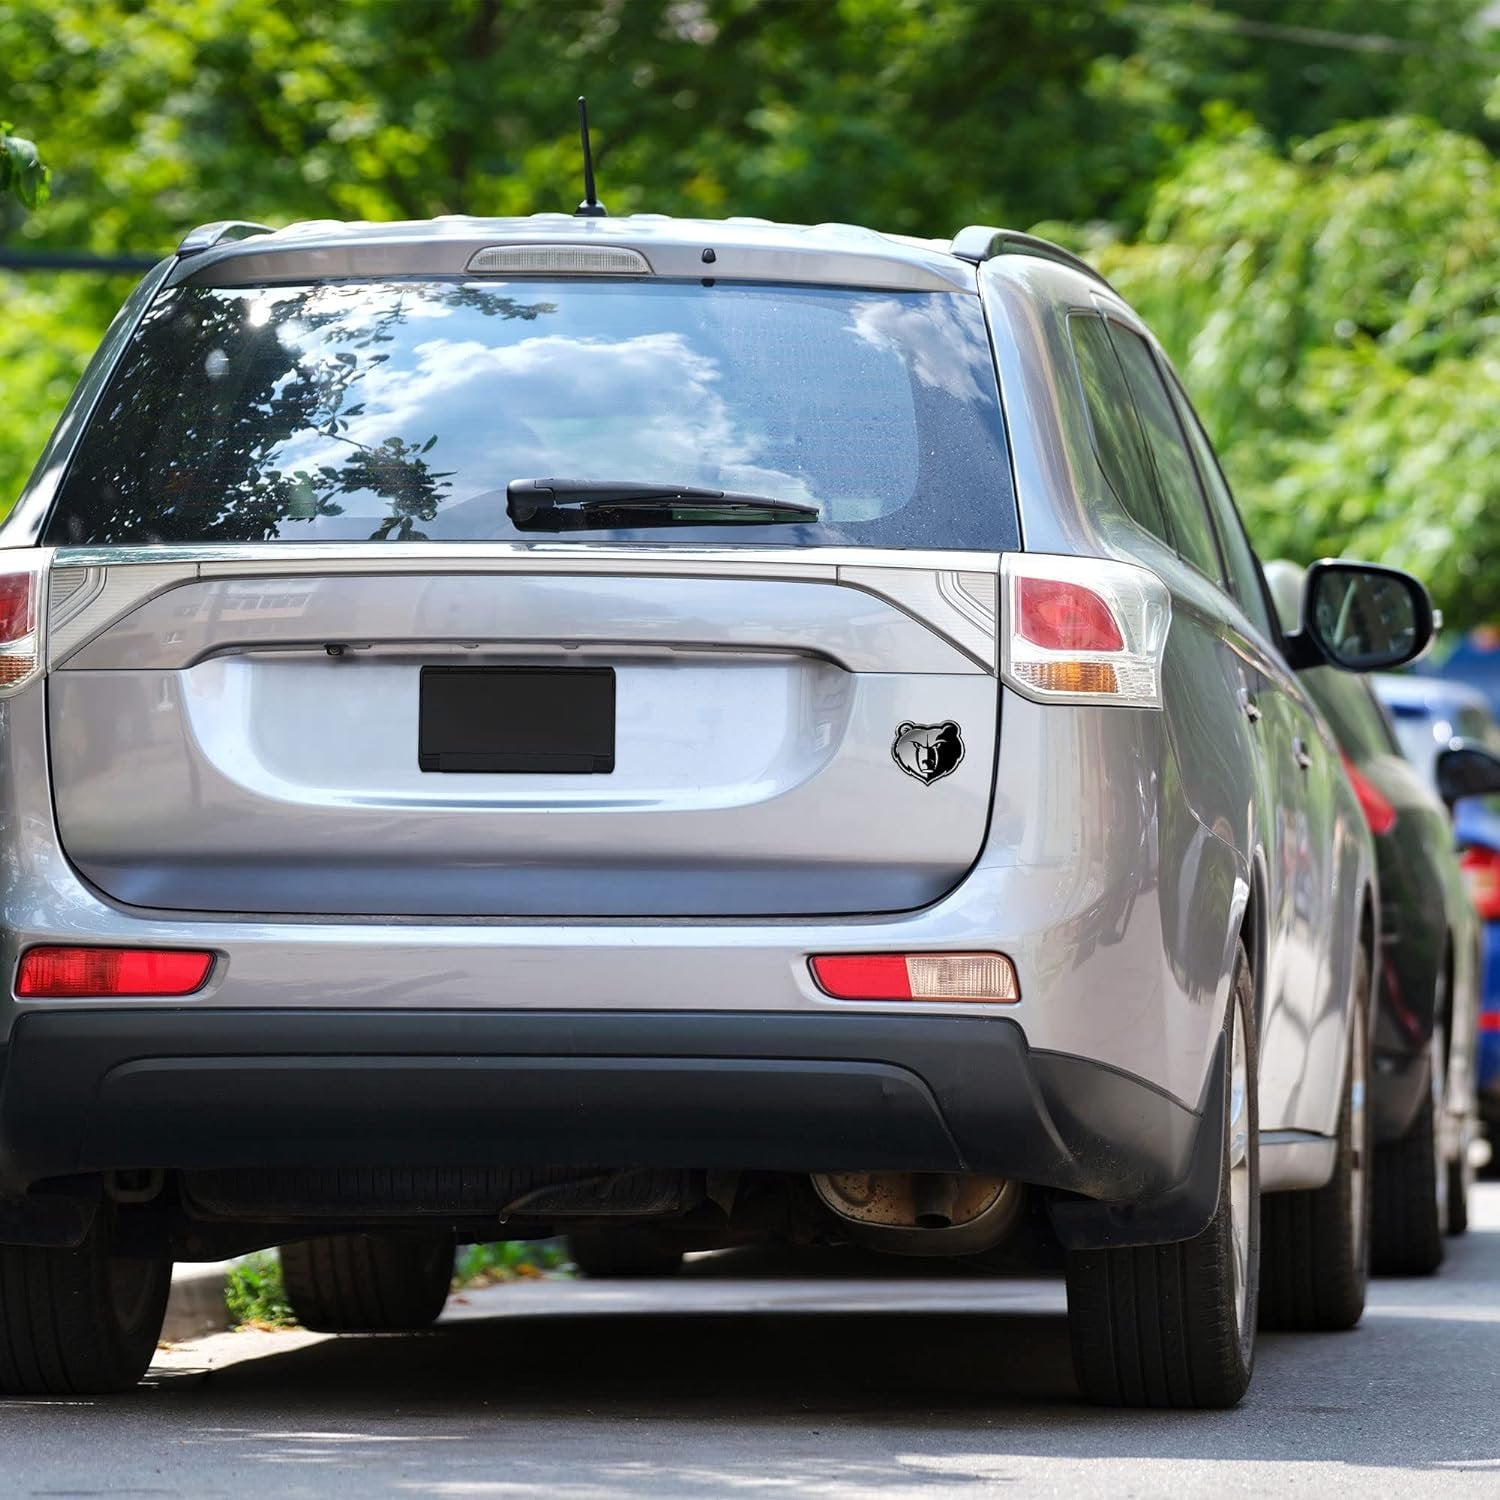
[47,281,552,544]
[314,432,453,542]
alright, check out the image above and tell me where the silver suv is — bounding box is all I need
[0,216,1432,1405]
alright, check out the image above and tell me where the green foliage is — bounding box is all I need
[1082,115,1500,626]
[4,0,1500,619]
[454,1239,572,1287]
[224,1251,296,1328]
[0,125,49,210]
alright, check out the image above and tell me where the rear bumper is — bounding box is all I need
[0,1008,1220,1246]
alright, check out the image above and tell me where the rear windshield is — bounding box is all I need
[44,278,1017,550]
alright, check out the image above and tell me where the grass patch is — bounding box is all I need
[224,1250,297,1329]
[454,1239,572,1287]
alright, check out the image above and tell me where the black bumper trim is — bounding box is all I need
[0,1010,1216,1241]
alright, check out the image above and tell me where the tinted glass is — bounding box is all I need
[1107,324,1224,583]
[1165,373,1276,639]
[1067,314,1169,544]
[46,279,1017,549]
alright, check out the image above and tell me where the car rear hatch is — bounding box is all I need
[35,258,1018,918]
[46,548,1000,916]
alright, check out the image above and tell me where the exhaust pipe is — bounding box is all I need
[810,1170,1023,1255]
[910,1173,959,1229]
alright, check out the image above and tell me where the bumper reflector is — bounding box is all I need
[811,952,1019,1003]
[16,946,215,998]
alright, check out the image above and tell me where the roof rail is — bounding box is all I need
[949,225,1114,292]
[176,221,275,257]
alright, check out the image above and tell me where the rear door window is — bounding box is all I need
[1163,372,1278,640]
[44,279,1018,551]
[1106,323,1226,586]
[1066,314,1171,545]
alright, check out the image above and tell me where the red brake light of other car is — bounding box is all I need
[1460,846,1500,922]
[1341,755,1396,836]
[15,946,215,998]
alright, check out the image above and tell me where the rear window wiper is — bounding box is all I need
[506,478,819,532]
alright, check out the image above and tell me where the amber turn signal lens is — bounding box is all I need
[1011,660,1119,696]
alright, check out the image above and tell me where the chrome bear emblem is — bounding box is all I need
[891,721,964,785]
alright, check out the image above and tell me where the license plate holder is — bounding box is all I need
[418,666,616,774]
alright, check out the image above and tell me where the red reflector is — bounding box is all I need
[0,572,35,644]
[1460,846,1500,922]
[811,954,912,1000]
[1479,1011,1500,1033]
[1016,576,1124,653]
[16,947,214,998]
[1341,755,1397,837]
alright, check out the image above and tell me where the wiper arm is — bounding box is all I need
[506,478,819,532]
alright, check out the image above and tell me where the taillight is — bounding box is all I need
[1460,846,1500,922]
[810,952,1020,1002]
[1341,754,1397,837]
[16,946,215,998]
[1002,554,1170,707]
[0,565,42,691]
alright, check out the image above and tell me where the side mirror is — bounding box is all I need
[1435,739,1500,810]
[1286,559,1435,673]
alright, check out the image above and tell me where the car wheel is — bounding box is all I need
[1370,1053,1445,1275]
[567,1228,685,1278]
[1065,937,1258,1409]
[1260,944,1371,1328]
[279,1233,453,1333]
[0,1218,170,1395]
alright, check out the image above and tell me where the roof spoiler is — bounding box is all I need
[176,221,275,257]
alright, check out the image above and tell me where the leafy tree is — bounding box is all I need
[0,125,48,210]
[1077,116,1500,626]
[5,0,1500,625]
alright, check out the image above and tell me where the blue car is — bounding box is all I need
[1374,673,1500,1138]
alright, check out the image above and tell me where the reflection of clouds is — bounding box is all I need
[278,331,822,505]
[848,296,991,404]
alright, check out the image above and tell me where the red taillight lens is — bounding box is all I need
[810,953,1019,1002]
[1016,577,1125,653]
[0,572,35,643]
[1460,846,1500,922]
[16,946,215,998]
[1342,755,1397,837]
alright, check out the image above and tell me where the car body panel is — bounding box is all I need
[0,217,1379,1221]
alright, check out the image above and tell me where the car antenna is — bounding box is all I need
[575,95,607,218]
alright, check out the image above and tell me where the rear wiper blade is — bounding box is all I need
[506,478,819,532]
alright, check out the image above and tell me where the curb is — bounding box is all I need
[163,1260,236,1341]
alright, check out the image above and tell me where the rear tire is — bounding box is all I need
[1371,1081,1445,1275]
[0,1221,170,1395]
[1065,939,1258,1409]
[279,1233,453,1333]
[567,1228,685,1278]
[1260,946,1371,1328]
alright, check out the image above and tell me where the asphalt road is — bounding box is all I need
[3,1188,1499,1498]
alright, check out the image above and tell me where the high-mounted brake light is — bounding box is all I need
[465,245,652,275]
[810,953,1019,1003]
[0,565,42,691]
[1001,554,1170,708]
[1460,845,1500,922]
[16,946,215,998]
[1341,755,1397,837]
